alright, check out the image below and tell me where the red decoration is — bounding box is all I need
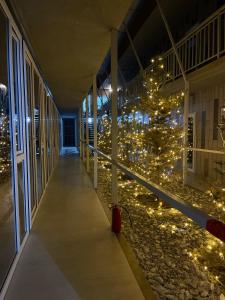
[206,219,225,243]
[112,205,121,234]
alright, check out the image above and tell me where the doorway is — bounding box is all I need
[63,118,75,147]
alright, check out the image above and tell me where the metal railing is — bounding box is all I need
[146,5,225,80]
[87,144,225,244]
[126,5,225,97]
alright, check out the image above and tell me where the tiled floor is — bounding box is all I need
[4,155,145,300]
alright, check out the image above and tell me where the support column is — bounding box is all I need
[156,0,189,185]
[111,29,118,204]
[183,82,189,185]
[86,95,90,172]
[93,75,98,189]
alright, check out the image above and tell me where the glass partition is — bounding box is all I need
[25,60,37,213]
[34,71,42,200]
[0,9,16,289]
[12,37,22,153]
[17,162,25,241]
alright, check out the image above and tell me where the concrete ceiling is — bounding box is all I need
[9,0,133,112]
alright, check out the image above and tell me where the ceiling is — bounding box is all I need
[8,0,133,113]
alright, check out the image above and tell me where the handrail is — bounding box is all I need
[186,147,225,155]
[88,144,225,243]
[164,4,225,50]
[127,4,225,92]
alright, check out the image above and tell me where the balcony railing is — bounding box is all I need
[145,4,225,80]
[124,5,225,105]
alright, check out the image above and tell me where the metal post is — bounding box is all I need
[125,27,144,73]
[156,0,189,185]
[183,82,189,185]
[93,75,98,189]
[86,95,90,172]
[111,29,118,204]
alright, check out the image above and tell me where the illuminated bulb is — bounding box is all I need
[0,83,7,95]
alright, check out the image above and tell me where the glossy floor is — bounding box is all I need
[4,155,145,300]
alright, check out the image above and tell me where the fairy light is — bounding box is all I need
[97,56,225,292]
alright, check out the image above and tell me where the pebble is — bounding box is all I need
[96,169,225,300]
[201,290,209,297]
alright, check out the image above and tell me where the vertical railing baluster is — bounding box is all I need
[111,29,118,205]
[217,14,221,58]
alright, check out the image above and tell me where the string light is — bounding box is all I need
[97,56,225,292]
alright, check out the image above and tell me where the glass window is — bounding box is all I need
[213,99,219,140]
[201,111,206,148]
[17,162,26,240]
[187,114,195,170]
[0,9,16,289]
[44,91,49,181]
[12,37,22,152]
[34,71,42,199]
[25,61,36,212]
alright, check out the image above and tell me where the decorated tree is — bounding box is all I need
[98,113,111,155]
[138,57,184,184]
[0,88,11,184]
[98,57,183,185]
[118,107,145,170]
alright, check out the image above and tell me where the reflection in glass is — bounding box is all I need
[17,162,25,241]
[26,62,36,212]
[34,72,42,200]
[0,8,16,289]
[12,38,22,152]
[44,91,48,183]
[187,115,195,170]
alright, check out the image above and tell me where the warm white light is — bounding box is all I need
[0,83,7,95]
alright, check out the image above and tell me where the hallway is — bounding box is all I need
[4,155,145,300]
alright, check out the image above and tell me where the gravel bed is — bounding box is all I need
[92,161,225,300]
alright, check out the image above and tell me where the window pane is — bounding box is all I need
[12,38,22,152]
[0,9,16,289]
[26,62,36,212]
[17,162,25,241]
[34,71,42,199]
